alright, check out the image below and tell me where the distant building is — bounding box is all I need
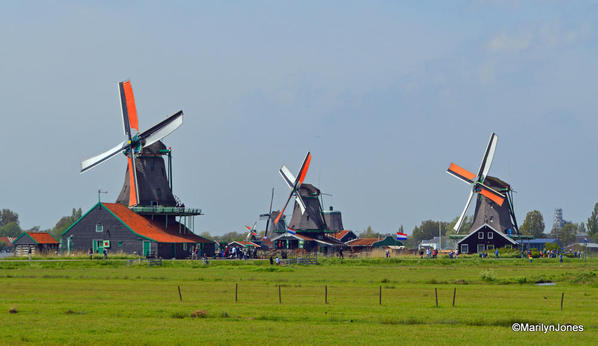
[329,230,358,243]
[518,238,562,252]
[347,236,404,252]
[12,232,59,256]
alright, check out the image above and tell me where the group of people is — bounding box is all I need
[419,248,440,259]
[222,246,258,260]
[88,248,108,260]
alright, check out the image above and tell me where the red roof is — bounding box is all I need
[347,238,378,246]
[26,232,59,244]
[103,203,211,243]
[332,230,350,240]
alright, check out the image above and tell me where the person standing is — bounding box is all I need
[495,248,499,258]
[89,248,93,260]
[103,248,108,260]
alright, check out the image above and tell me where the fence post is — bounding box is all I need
[452,287,456,307]
[379,285,382,305]
[435,288,438,308]
[325,285,328,304]
[235,283,238,303]
[178,285,182,302]
[561,292,564,311]
[279,285,282,304]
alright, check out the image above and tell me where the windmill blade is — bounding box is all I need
[477,133,498,183]
[297,152,312,185]
[447,163,475,184]
[127,156,139,206]
[264,188,274,238]
[80,140,128,173]
[274,190,295,225]
[454,190,475,233]
[138,111,183,148]
[119,81,139,136]
[279,165,296,189]
[478,187,505,206]
[295,192,307,214]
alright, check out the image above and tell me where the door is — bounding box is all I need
[67,236,73,253]
[143,241,151,257]
[477,244,485,253]
[93,239,103,253]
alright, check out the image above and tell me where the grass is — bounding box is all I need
[0,257,597,344]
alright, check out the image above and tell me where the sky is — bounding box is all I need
[1,1,598,236]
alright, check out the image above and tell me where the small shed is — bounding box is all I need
[12,232,59,256]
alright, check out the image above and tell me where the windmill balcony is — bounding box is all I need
[130,206,203,216]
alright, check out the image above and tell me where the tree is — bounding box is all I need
[553,223,577,245]
[0,222,21,237]
[587,202,598,237]
[359,226,379,238]
[447,215,472,235]
[48,208,83,238]
[0,209,19,227]
[519,210,545,238]
[411,220,449,243]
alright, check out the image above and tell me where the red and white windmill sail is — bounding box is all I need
[274,152,312,224]
[447,133,506,233]
[80,80,183,207]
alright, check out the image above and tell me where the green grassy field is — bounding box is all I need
[0,257,597,345]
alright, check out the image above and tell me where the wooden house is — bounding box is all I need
[456,223,518,254]
[62,202,214,258]
[12,232,59,256]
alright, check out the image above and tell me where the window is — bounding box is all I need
[183,243,187,251]
[505,245,512,249]
[478,232,484,239]
[96,224,103,232]
[460,244,469,253]
[477,244,485,252]
[487,244,494,250]
[118,241,123,247]
[488,232,494,239]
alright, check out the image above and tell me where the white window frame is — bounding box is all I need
[488,232,494,239]
[487,244,495,250]
[478,232,484,240]
[477,244,485,252]
[95,224,104,232]
[460,244,468,253]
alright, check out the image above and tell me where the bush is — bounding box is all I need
[480,270,497,282]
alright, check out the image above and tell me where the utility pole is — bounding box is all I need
[438,222,442,251]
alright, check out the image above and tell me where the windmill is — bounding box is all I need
[274,152,312,225]
[245,222,257,241]
[447,133,519,234]
[80,80,183,207]
[259,187,286,239]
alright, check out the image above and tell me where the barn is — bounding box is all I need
[456,223,518,254]
[62,202,214,258]
[12,232,59,256]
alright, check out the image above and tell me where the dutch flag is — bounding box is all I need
[396,232,407,241]
[287,226,296,235]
